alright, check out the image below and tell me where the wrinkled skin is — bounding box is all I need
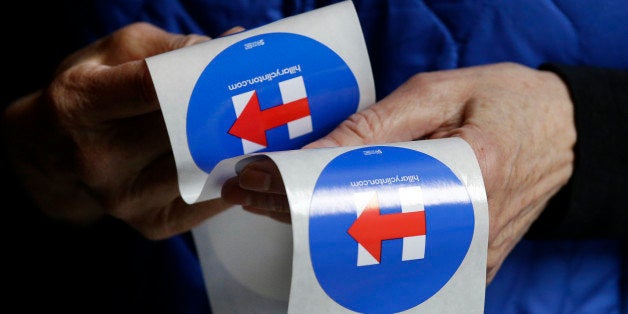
[222,63,576,283]
[2,23,244,240]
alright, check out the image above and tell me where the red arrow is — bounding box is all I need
[347,194,426,263]
[228,91,310,146]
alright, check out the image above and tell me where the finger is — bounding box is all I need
[133,197,232,240]
[103,153,180,218]
[304,70,473,149]
[97,22,211,65]
[56,59,159,122]
[220,26,245,36]
[56,22,210,73]
[89,111,172,178]
[52,24,213,122]
[111,111,171,160]
[221,177,290,212]
[90,24,239,119]
[237,158,285,194]
[221,177,247,205]
[103,152,231,240]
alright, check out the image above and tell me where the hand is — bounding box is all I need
[221,62,576,283]
[2,22,243,240]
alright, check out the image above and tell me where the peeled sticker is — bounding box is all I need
[192,138,488,313]
[146,1,488,313]
[147,0,374,204]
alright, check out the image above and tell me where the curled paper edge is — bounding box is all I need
[194,137,488,313]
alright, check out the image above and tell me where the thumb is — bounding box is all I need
[304,73,468,149]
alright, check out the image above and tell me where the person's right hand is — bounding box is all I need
[222,63,577,283]
[2,22,242,240]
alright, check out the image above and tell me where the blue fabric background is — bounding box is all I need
[45,1,627,312]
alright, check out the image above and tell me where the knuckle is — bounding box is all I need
[334,108,385,145]
[450,125,507,192]
[45,70,79,119]
[101,22,161,61]
[146,211,177,241]
[45,64,99,125]
[171,34,208,49]
[496,61,524,71]
[407,71,443,92]
[407,72,432,88]
[109,22,157,47]
[405,72,454,104]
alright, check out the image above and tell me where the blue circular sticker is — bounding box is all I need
[187,32,359,173]
[309,146,474,313]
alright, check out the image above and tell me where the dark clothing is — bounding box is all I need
[528,64,628,239]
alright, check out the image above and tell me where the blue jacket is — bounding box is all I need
[9,1,626,313]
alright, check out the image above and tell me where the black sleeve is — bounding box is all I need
[525,64,628,240]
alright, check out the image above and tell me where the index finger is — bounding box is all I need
[54,23,213,122]
[57,59,160,122]
[303,68,476,149]
[237,157,286,194]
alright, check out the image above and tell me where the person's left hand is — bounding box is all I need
[2,23,243,240]
[221,62,576,283]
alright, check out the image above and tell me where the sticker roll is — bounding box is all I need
[193,137,488,313]
[146,0,488,312]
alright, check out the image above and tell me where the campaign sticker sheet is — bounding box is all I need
[147,1,488,313]
[146,0,374,204]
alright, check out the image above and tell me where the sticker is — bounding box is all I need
[187,32,360,174]
[309,146,475,313]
